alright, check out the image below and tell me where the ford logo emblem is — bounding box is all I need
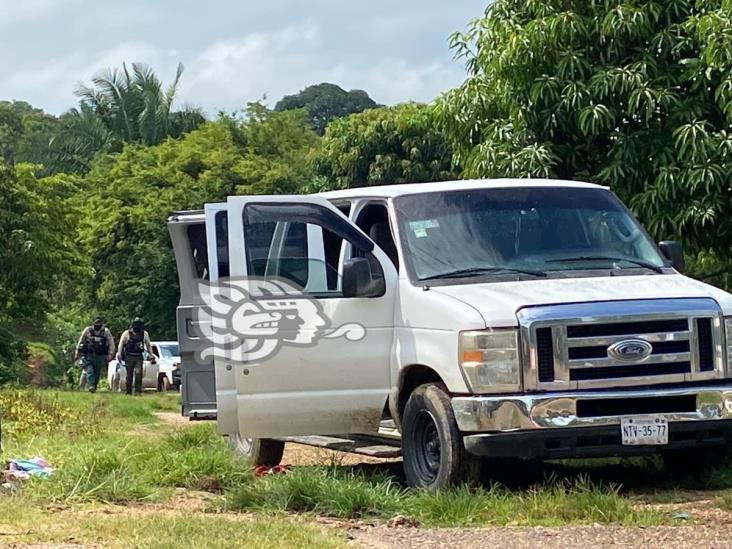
[607,339,653,361]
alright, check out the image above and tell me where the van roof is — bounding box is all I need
[318,178,607,200]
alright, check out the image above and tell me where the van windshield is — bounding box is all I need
[158,343,180,358]
[393,186,667,282]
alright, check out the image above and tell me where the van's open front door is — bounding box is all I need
[168,210,217,419]
[225,195,398,438]
[203,203,238,435]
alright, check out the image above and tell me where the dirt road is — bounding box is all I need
[349,524,732,548]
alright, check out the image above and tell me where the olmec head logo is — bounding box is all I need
[607,339,653,362]
[194,277,366,365]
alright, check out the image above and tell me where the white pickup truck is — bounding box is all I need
[168,179,732,490]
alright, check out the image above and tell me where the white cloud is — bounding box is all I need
[327,59,465,105]
[180,23,324,111]
[0,0,80,27]
[0,43,170,112]
[177,22,464,114]
[0,1,481,114]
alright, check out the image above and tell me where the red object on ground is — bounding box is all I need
[253,464,289,477]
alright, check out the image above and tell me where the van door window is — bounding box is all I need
[244,221,277,276]
[215,211,230,278]
[355,203,399,271]
[276,222,309,289]
[187,224,209,280]
[242,205,352,295]
[335,203,352,218]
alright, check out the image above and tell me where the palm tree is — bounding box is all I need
[46,104,115,174]
[48,62,205,173]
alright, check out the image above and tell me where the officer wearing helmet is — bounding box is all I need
[74,316,115,393]
[117,317,155,395]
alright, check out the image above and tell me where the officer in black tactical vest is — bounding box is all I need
[117,317,155,395]
[74,317,115,393]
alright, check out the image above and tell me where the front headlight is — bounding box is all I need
[725,318,732,373]
[459,329,521,393]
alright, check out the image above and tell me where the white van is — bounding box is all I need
[169,179,732,490]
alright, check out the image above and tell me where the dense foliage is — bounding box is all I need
[79,105,319,338]
[315,103,457,190]
[5,1,732,383]
[0,63,398,379]
[49,63,205,174]
[0,101,60,168]
[275,83,378,134]
[0,162,84,381]
[439,0,732,282]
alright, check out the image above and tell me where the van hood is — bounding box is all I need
[430,274,732,327]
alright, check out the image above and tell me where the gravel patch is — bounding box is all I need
[349,524,732,548]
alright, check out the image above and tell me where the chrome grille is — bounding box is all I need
[697,318,714,372]
[518,299,726,391]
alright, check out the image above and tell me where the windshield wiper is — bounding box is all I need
[420,266,547,281]
[546,256,665,274]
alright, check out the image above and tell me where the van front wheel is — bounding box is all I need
[229,433,285,467]
[402,383,479,490]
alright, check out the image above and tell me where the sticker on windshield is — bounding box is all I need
[410,219,439,237]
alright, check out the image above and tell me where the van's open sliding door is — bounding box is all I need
[168,210,218,419]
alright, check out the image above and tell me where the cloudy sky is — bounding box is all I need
[0,0,483,115]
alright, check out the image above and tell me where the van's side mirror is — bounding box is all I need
[343,257,385,298]
[659,241,684,272]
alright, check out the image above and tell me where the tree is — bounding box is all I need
[0,101,61,169]
[315,103,458,190]
[0,161,85,381]
[275,83,378,134]
[227,103,322,195]
[49,62,205,173]
[439,1,732,282]
[78,106,319,337]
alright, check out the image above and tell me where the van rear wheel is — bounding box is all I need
[229,433,285,467]
[402,383,480,490]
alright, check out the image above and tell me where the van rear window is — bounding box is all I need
[187,224,209,280]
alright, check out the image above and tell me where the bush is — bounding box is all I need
[0,389,98,437]
[0,324,28,385]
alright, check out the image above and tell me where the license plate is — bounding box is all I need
[620,415,668,445]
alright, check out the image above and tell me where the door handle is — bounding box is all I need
[185,318,211,338]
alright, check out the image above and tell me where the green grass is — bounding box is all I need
[19,423,251,503]
[225,467,663,526]
[0,389,345,547]
[10,387,732,535]
[1,389,246,503]
[0,497,342,549]
[718,493,732,510]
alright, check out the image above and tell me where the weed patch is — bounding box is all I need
[23,425,250,503]
[0,389,101,437]
[152,426,251,492]
[717,492,732,510]
[225,468,662,526]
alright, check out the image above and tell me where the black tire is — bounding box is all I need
[402,383,480,490]
[229,433,285,467]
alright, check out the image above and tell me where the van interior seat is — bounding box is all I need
[369,221,399,269]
